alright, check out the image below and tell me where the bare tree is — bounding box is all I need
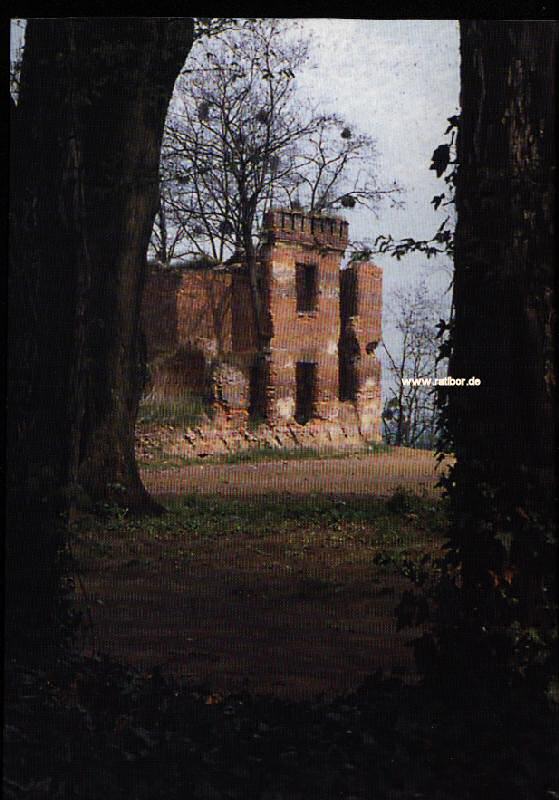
[155,20,301,263]
[287,114,399,215]
[382,280,448,448]
[152,19,401,346]
[157,20,321,345]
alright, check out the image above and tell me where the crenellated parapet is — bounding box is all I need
[262,208,349,252]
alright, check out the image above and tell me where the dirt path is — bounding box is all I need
[142,448,447,498]
[82,535,422,700]
[77,450,448,699]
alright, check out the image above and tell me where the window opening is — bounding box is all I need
[295,362,317,424]
[249,355,269,421]
[296,263,318,312]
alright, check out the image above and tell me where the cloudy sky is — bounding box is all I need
[296,20,460,281]
[294,19,460,380]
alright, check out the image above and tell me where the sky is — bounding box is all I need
[296,20,460,283]
[10,18,460,394]
[294,20,460,385]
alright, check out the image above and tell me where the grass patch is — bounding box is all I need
[137,441,391,469]
[220,442,389,464]
[71,490,448,566]
[137,392,212,428]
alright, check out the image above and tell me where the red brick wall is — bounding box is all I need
[339,262,383,439]
[142,265,235,358]
[141,265,235,400]
[231,271,258,353]
[260,209,348,424]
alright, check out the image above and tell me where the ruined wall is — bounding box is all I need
[339,262,383,439]
[141,265,250,416]
[140,210,383,450]
[260,209,349,425]
[142,264,234,357]
[231,271,258,353]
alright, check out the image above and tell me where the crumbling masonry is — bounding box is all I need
[141,209,382,452]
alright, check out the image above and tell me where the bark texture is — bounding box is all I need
[453,21,555,484]
[8,18,193,652]
[10,18,193,514]
[448,21,556,665]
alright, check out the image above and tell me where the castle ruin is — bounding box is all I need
[140,208,382,453]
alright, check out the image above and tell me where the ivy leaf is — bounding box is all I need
[430,144,451,178]
[445,114,460,134]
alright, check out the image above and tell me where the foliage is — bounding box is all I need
[377,505,557,695]
[192,17,244,41]
[350,114,458,265]
[5,653,557,800]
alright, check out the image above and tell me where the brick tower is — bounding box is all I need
[258,208,382,438]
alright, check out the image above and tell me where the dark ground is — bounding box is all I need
[4,456,558,799]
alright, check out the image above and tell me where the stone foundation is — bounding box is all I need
[137,417,369,463]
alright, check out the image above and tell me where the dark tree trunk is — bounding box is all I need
[10,18,193,516]
[453,20,555,487]
[448,21,556,667]
[8,18,193,653]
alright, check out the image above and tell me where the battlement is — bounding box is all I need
[262,208,349,251]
